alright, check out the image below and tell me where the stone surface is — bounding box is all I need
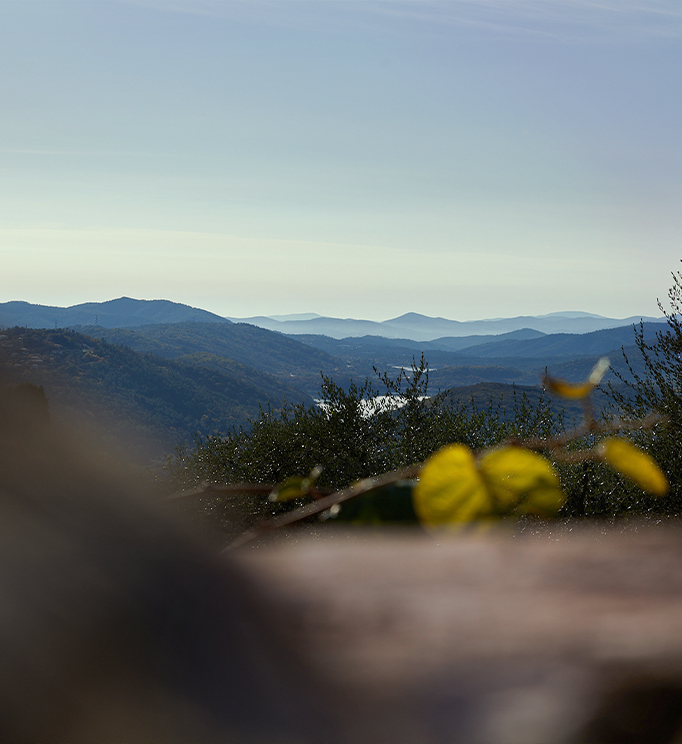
[235,524,682,743]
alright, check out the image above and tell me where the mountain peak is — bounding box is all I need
[0,298,230,329]
[536,311,609,320]
[266,312,323,322]
[386,312,449,323]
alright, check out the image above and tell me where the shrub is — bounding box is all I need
[607,266,682,515]
[166,357,570,534]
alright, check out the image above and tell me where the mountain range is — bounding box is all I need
[0,297,666,462]
[0,297,665,397]
[0,298,663,341]
[228,310,664,340]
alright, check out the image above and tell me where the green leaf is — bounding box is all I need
[597,437,668,495]
[269,465,324,502]
[413,444,492,526]
[334,481,418,524]
[269,476,311,502]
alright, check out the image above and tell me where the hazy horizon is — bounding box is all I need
[2,1,680,321]
[0,295,664,325]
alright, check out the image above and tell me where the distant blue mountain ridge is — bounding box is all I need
[0,298,664,341]
[0,297,229,329]
[230,309,665,341]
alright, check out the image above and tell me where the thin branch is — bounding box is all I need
[224,464,421,551]
[169,482,277,501]
[506,412,666,452]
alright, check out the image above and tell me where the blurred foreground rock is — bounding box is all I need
[236,525,682,744]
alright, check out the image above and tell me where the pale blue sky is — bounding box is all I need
[1,0,681,320]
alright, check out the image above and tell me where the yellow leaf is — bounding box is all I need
[479,446,564,517]
[414,444,492,526]
[597,437,669,495]
[543,377,596,399]
[543,357,610,399]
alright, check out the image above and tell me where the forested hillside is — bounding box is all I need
[0,297,229,328]
[90,322,346,396]
[89,319,650,393]
[290,325,650,391]
[452,322,663,359]
[0,328,311,461]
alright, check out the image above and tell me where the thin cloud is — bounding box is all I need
[363,1,682,43]
[115,0,682,42]
[0,148,176,158]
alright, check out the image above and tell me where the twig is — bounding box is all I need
[168,482,276,501]
[506,412,666,452]
[224,464,421,551]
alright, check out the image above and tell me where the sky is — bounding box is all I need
[1,0,681,321]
